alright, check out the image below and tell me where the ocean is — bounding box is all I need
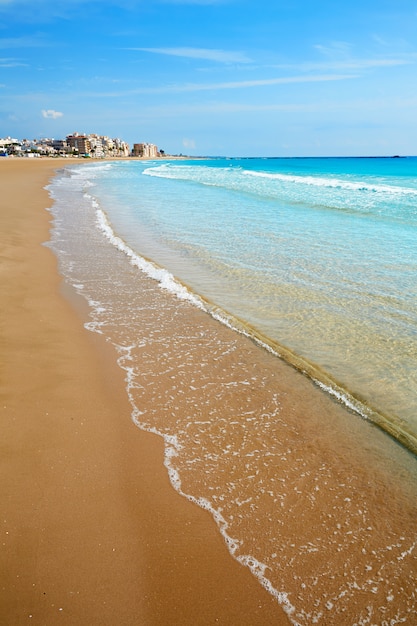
[47,156,417,625]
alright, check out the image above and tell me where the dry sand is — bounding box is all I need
[0,159,290,625]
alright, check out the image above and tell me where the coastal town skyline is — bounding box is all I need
[0,132,162,158]
[1,0,417,157]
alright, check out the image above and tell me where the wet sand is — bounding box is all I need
[0,159,290,625]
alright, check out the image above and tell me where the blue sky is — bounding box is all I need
[1,0,416,156]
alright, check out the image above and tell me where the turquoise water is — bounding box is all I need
[83,156,417,450]
[47,158,417,624]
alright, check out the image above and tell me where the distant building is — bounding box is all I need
[132,142,159,158]
[0,132,141,159]
[51,139,69,154]
[112,137,130,157]
[66,133,91,155]
[88,134,105,158]
[101,135,130,157]
[65,132,130,158]
[0,137,21,155]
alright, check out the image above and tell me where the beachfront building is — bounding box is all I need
[112,137,130,157]
[66,133,92,156]
[101,135,130,157]
[1,133,134,158]
[51,139,69,155]
[0,136,25,155]
[132,142,159,158]
[0,136,20,152]
[66,133,130,158]
[88,134,105,159]
[31,140,57,156]
[0,136,61,156]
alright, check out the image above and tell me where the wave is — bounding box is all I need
[94,203,205,310]
[142,162,417,227]
[243,169,417,196]
[143,163,417,198]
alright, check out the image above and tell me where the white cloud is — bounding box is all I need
[125,94,417,119]
[132,47,252,64]
[182,138,196,149]
[175,73,358,92]
[309,41,416,72]
[275,58,411,73]
[0,35,47,49]
[0,57,27,67]
[314,41,353,58]
[41,109,63,119]
[150,73,358,94]
[91,72,358,98]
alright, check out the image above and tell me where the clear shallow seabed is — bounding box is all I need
[70,157,417,445]
[47,157,417,625]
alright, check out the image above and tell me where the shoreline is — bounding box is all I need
[3,158,417,624]
[198,299,417,457]
[67,154,417,458]
[49,159,417,623]
[89,155,417,457]
[0,159,289,624]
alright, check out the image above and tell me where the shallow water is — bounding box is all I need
[76,157,417,450]
[46,163,417,625]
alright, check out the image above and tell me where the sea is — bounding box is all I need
[47,156,417,625]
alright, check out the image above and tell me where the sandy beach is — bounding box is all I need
[0,158,289,625]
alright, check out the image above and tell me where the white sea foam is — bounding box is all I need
[243,169,417,196]
[313,379,369,419]
[94,206,205,309]
[115,342,300,622]
[143,163,417,198]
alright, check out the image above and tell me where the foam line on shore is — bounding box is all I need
[91,194,417,458]
[114,342,299,624]
[39,160,417,624]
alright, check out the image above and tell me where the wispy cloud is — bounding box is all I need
[0,36,47,49]
[308,41,416,71]
[0,57,28,67]
[152,73,357,94]
[182,137,196,149]
[0,0,132,23]
[121,94,417,119]
[41,108,63,119]
[0,0,113,6]
[314,41,354,58]
[276,58,412,72]
[131,47,252,64]
[85,72,358,98]
[81,72,358,100]
[160,0,227,3]
[177,73,358,91]
[160,0,227,4]
[330,58,410,69]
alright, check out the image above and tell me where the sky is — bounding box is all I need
[1,0,417,156]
